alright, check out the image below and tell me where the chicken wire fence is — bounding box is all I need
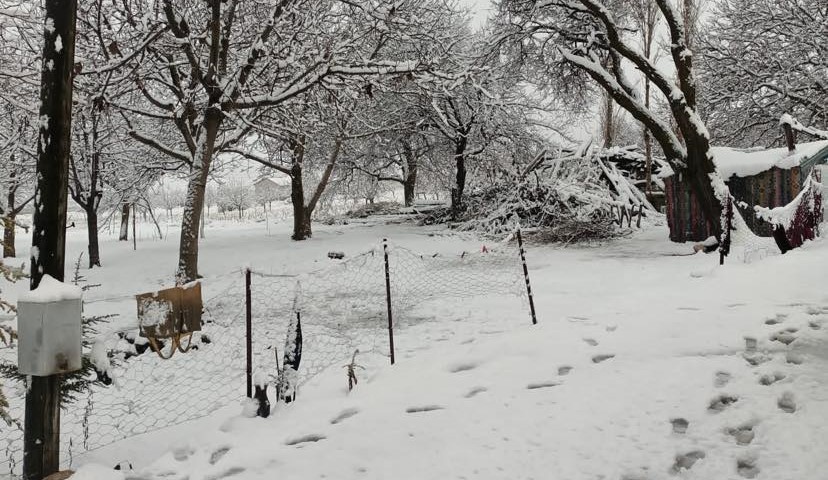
[1,238,531,476]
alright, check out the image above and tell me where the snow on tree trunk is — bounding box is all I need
[26,0,79,476]
[176,109,221,284]
[402,140,418,207]
[3,172,17,258]
[118,203,130,241]
[2,215,14,259]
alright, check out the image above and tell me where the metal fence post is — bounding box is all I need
[516,228,538,325]
[245,268,253,398]
[383,239,395,365]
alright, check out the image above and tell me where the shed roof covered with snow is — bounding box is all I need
[711,141,828,179]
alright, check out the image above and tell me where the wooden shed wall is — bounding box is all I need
[665,166,801,242]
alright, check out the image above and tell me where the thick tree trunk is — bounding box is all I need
[401,140,418,207]
[85,207,101,268]
[684,141,723,238]
[2,214,15,258]
[290,163,311,240]
[119,203,130,241]
[176,109,221,284]
[451,141,467,215]
[25,0,78,477]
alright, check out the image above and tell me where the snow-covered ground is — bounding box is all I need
[2,215,828,480]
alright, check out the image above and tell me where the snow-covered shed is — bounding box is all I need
[253,176,291,204]
[664,140,828,242]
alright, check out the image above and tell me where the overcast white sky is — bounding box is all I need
[461,0,494,28]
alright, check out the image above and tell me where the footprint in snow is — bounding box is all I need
[526,381,559,390]
[765,314,786,325]
[726,424,756,445]
[583,338,598,347]
[736,457,760,479]
[758,372,786,386]
[770,328,798,345]
[671,450,706,474]
[205,467,245,480]
[330,408,360,425]
[715,371,732,388]
[464,386,487,398]
[777,392,796,413]
[448,361,479,373]
[670,418,689,434]
[209,447,230,465]
[708,394,739,413]
[558,365,573,376]
[406,405,444,413]
[285,433,326,446]
[805,305,828,315]
[786,352,805,365]
[809,320,823,330]
[743,351,771,367]
[592,354,615,364]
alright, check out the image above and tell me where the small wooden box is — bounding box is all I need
[136,283,202,339]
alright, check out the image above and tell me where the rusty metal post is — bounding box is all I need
[245,268,253,398]
[383,239,395,365]
[516,228,538,325]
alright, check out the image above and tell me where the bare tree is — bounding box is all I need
[497,0,726,238]
[699,0,827,146]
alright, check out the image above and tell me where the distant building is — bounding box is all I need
[253,177,290,207]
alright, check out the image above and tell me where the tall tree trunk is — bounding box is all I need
[290,162,311,241]
[684,138,723,238]
[176,109,221,284]
[25,0,78,477]
[451,136,468,214]
[2,214,15,259]
[119,203,130,241]
[85,207,101,268]
[401,140,418,207]
[603,93,615,148]
[4,182,16,258]
[643,78,653,197]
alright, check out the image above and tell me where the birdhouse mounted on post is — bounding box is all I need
[136,282,202,359]
[17,275,83,376]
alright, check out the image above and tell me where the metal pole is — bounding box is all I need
[245,268,253,398]
[383,239,395,365]
[516,228,538,325]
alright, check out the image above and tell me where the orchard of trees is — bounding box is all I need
[0,0,825,284]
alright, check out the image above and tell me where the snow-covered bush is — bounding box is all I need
[0,247,24,426]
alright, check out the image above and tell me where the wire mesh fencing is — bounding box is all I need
[1,237,532,477]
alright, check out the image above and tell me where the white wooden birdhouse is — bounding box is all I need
[17,275,83,376]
